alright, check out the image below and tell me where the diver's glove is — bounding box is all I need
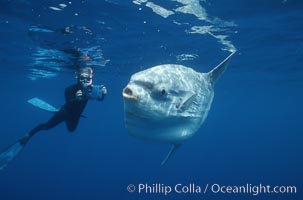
[100,85,107,99]
[75,89,85,100]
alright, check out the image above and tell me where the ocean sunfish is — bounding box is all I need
[122,52,235,165]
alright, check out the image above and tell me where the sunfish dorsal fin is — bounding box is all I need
[207,51,236,85]
[161,144,181,166]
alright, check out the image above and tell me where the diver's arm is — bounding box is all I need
[65,85,86,103]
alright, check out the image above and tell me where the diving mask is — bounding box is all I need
[79,74,92,84]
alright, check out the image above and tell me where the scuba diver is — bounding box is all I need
[0,66,107,171]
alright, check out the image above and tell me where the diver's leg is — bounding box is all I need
[65,112,82,132]
[65,119,79,132]
[27,109,66,137]
[19,109,66,145]
[20,122,51,144]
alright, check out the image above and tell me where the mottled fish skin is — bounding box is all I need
[123,64,214,144]
[122,52,235,164]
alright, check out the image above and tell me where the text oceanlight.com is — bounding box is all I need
[126,183,297,196]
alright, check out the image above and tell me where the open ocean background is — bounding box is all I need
[0,0,302,199]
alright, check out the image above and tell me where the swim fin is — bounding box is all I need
[27,97,59,113]
[0,136,30,171]
[27,97,87,118]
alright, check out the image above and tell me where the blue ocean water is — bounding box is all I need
[0,0,302,199]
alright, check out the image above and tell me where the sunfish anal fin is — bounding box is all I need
[161,144,181,166]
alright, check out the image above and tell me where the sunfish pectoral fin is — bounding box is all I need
[161,144,181,166]
[178,93,197,112]
[207,51,236,85]
[27,97,59,113]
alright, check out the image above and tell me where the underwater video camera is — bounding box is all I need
[83,85,105,100]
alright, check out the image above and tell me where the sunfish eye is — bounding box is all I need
[161,89,166,95]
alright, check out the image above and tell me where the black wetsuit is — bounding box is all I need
[28,83,88,137]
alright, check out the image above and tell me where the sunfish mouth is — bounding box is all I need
[122,87,138,101]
